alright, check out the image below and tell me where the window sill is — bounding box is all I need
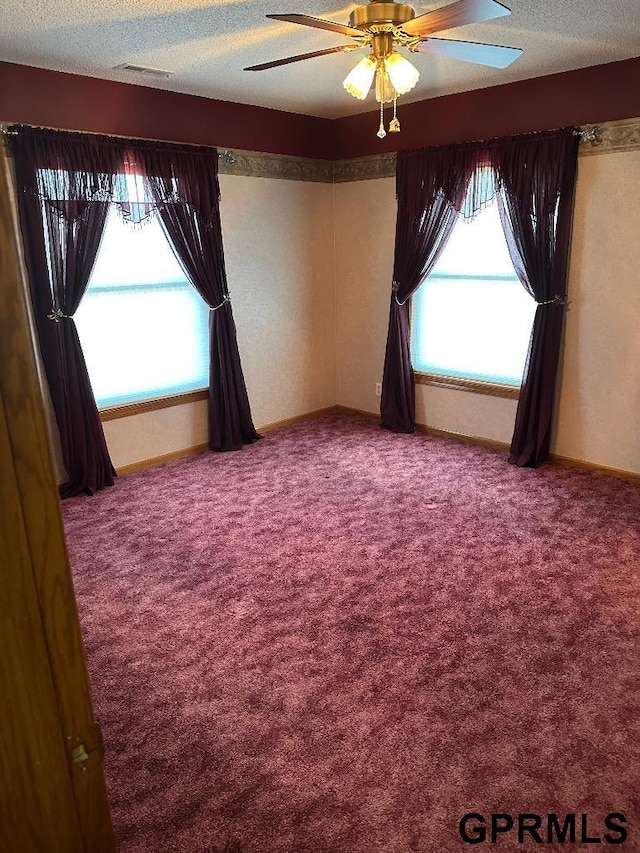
[415,372,520,400]
[99,388,208,422]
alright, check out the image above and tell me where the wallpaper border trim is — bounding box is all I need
[217,148,333,182]
[579,118,640,157]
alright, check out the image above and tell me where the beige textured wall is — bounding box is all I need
[335,177,396,415]
[104,175,336,470]
[334,150,640,473]
[554,150,640,472]
[104,146,640,475]
[220,175,336,428]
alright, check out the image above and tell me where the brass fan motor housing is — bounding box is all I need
[349,1,416,31]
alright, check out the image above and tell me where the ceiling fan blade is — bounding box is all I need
[402,0,511,37]
[244,44,359,71]
[415,37,522,68]
[266,13,363,39]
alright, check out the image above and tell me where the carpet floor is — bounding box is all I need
[63,411,640,852]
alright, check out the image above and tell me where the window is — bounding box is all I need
[74,205,209,410]
[410,181,536,391]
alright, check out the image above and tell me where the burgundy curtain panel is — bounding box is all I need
[380,147,473,433]
[135,143,259,452]
[10,127,123,496]
[492,129,580,467]
[381,130,579,465]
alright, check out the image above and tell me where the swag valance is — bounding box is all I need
[12,127,225,227]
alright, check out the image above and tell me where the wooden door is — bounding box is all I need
[0,144,115,851]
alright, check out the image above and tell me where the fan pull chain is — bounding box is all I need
[377,100,386,139]
[389,93,400,133]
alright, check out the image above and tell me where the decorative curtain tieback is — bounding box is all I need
[392,280,407,306]
[47,307,71,322]
[536,294,568,307]
[209,292,231,311]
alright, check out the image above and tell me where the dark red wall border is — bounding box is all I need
[0,61,335,159]
[333,56,640,159]
[1,56,639,161]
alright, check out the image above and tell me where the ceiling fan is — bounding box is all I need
[245,0,522,137]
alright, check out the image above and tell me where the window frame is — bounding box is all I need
[99,388,209,421]
[413,365,521,399]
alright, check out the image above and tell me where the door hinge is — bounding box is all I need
[67,721,104,771]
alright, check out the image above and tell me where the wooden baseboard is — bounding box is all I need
[414,421,511,452]
[335,405,640,480]
[114,407,338,476]
[334,404,510,452]
[548,452,640,482]
[116,442,209,476]
[114,406,640,482]
[416,423,640,479]
[258,406,338,434]
[333,404,379,421]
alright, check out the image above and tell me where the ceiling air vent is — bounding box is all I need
[114,64,172,78]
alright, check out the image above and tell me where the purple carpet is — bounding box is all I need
[63,411,640,852]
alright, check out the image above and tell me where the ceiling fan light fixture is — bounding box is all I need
[375,66,396,103]
[343,55,377,100]
[385,52,420,95]
[255,0,521,139]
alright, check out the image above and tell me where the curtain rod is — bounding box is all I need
[0,120,228,154]
[1,119,603,166]
[2,117,603,148]
[399,124,602,156]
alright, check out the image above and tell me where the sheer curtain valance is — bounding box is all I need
[10,125,258,496]
[380,127,580,467]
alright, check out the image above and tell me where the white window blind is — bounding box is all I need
[410,195,536,386]
[75,206,209,409]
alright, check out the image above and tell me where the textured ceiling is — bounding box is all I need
[1,0,639,119]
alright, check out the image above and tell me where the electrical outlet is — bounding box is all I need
[375,382,382,397]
